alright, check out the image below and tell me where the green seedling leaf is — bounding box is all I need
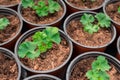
[86,56,110,80]
[118,6,120,13]
[0,17,10,30]
[95,13,111,28]
[22,0,34,8]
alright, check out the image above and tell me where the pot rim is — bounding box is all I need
[23,74,61,80]
[14,26,73,73]
[0,47,21,80]
[103,0,120,26]
[63,11,116,49]
[0,8,23,46]
[65,0,106,11]
[17,0,66,26]
[66,51,120,80]
[117,36,120,55]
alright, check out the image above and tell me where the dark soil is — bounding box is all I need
[0,0,20,5]
[21,0,64,25]
[0,52,18,80]
[70,57,120,80]
[67,19,112,47]
[20,37,70,71]
[67,0,104,9]
[0,15,20,43]
[106,1,120,24]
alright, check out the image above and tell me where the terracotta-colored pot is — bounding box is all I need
[0,8,23,51]
[18,0,66,29]
[63,11,116,56]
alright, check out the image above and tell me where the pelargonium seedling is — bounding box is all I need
[86,56,111,80]
[0,17,10,30]
[118,6,120,13]
[22,0,61,17]
[18,27,61,59]
[80,13,111,34]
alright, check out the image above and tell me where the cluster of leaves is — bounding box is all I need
[82,0,96,2]
[0,17,10,30]
[80,13,111,34]
[86,56,111,80]
[22,0,60,17]
[118,6,120,13]
[18,27,61,59]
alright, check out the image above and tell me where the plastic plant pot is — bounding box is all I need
[0,47,21,80]
[0,8,23,50]
[23,74,61,80]
[66,51,120,80]
[14,26,73,78]
[64,0,106,14]
[0,0,20,11]
[103,0,120,36]
[63,11,116,56]
[18,0,66,29]
[117,36,120,60]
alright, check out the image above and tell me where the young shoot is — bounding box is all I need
[18,27,61,59]
[80,13,111,34]
[0,17,10,30]
[86,56,111,80]
[118,6,120,13]
[22,0,61,17]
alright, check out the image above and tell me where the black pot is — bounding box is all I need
[66,51,120,80]
[14,26,73,77]
[0,8,23,50]
[63,11,116,56]
[23,74,61,80]
[18,0,66,28]
[0,47,21,80]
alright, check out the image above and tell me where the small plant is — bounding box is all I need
[22,0,60,17]
[18,27,61,59]
[0,17,10,30]
[80,13,111,34]
[86,56,111,80]
[118,6,120,13]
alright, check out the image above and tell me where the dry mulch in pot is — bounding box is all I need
[21,0,64,24]
[0,52,18,80]
[67,0,104,9]
[70,57,120,80]
[20,37,70,71]
[67,19,112,47]
[0,15,20,43]
[106,1,120,24]
[0,0,20,5]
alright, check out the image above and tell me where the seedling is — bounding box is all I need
[22,0,60,17]
[80,13,111,34]
[18,27,61,59]
[86,56,111,80]
[0,17,10,30]
[118,6,120,13]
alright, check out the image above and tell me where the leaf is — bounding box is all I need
[118,6,120,13]
[80,13,95,25]
[0,17,10,30]
[22,0,34,8]
[95,13,111,28]
[48,0,60,13]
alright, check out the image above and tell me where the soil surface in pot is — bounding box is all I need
[67,0,104,9]
[106,1,120,24]
[21,0,64,25]
[0,0,20,5]
[67,19,112,47]
[0,14,20,43]
[0,52,18,80]
[70,57,120,80]
[20,36,70,71]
